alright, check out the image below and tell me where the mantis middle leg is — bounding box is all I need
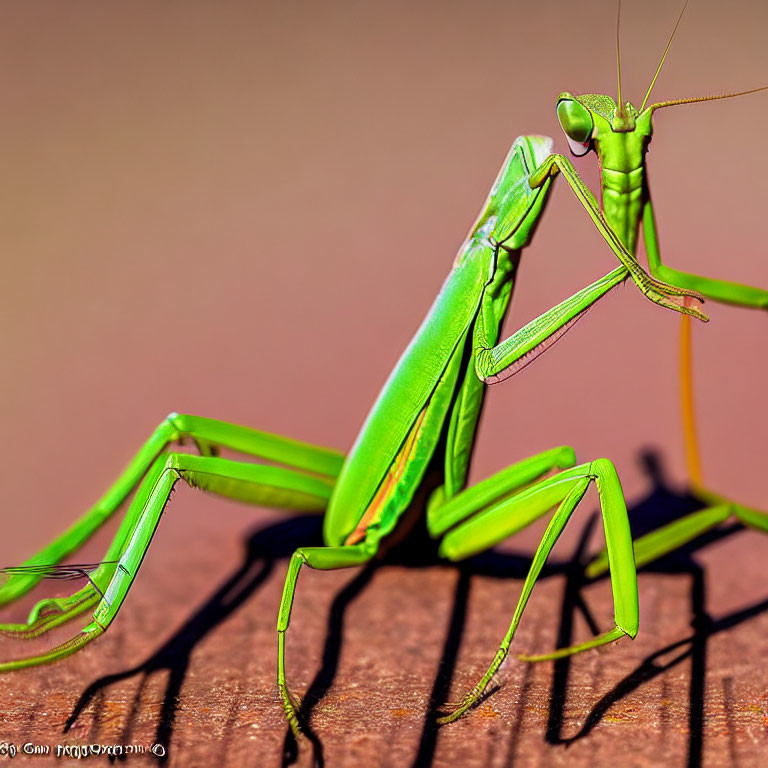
[587,498,768,579]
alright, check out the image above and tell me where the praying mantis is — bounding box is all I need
[1,0,766,740]
[0,132,705,731]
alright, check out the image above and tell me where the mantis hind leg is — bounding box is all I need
[0,452,337,671]
[0,413,343,610]
[587,500,768,578]
[428,458,638,724]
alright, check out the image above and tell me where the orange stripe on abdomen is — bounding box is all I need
[344,406,429,546]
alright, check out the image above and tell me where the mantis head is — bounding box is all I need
[555,85,768,170]
[555,0,767,169]
[556,92,651,165]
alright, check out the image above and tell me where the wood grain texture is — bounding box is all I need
[2,476,767,767]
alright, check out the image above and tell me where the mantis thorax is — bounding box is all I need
[557,92,655,253]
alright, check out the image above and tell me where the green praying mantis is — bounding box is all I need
[1,0,767,737]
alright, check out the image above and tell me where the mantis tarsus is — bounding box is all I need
[1,0,765,737]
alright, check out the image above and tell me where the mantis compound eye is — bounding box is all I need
[556,98,594,157]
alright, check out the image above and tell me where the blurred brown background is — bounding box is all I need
[0,1,766,766]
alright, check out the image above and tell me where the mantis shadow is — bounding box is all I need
[543,448,768,768]
[64,449,762,768]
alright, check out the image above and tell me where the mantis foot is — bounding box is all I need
[0,588,100,641]
[639,277,708,322]
[278,683,304,737]
[436,647,509,724]
[0,563,115,670]
[0,562,115,644]
[435,683,492,725]
[0,622,104,672]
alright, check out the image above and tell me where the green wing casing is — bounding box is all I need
[323,135,554,546]
[323,246,492,546]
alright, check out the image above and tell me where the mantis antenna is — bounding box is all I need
[638,0,768,112]
[651,85,768,111]
[640,0,690,111]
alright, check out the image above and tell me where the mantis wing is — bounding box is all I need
[323,244,494,545]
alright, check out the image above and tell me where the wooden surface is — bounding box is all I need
[2,461,767,768]
[2,4,767,767]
